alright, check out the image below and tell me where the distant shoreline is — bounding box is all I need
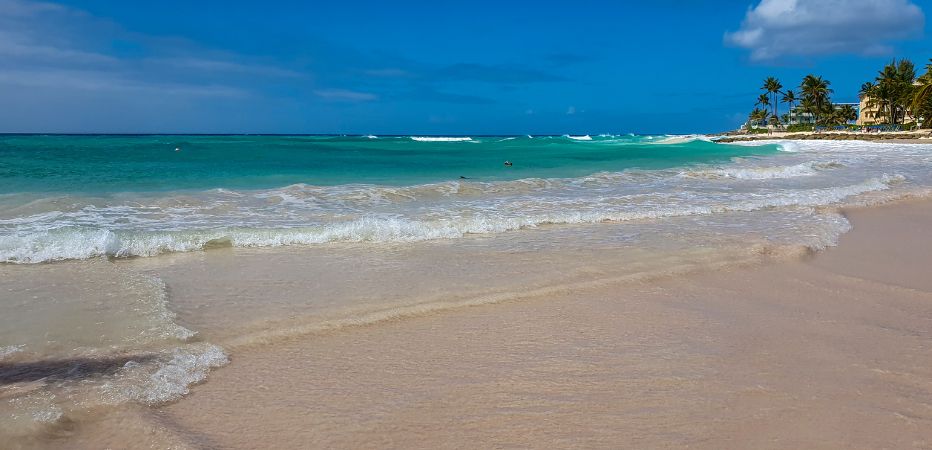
[716,130,932,144]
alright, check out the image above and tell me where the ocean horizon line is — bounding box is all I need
[0,132,672,137]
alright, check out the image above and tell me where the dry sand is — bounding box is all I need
[52,200,932,449]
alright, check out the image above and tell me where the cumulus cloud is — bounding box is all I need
[725,0,925,61]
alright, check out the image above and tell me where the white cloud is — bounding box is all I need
[725,0,925,61]
[313,88,377,101]
[0,69,248,97]
[0,0,300,96]
[152,57,303,78]
[0,0,65,17]
[0,31,117,65]
[365,68,412,78]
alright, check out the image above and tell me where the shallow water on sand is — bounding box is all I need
[1,218,813,444]
[2,138,932,446]
[20,202,932,449]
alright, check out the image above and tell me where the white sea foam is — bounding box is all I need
[682,161,843,180]
[410,136,472,142]
[7,392,63,425]
[651,134,712,145]
[565,134,592,141]
[0,264,226,432]
[2,343,228,432]
[111,343,229,405]
[0,344,24,360]
[2,140,930,264]
[0,175,905,263]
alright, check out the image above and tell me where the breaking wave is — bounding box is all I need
[410,136,472,142]
[650,135,713,145]
[0,175,905,263]
[681,161,844,180]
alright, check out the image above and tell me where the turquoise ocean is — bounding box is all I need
[1,134,774,192]
[2,133,932,442]
[1,134,930,263]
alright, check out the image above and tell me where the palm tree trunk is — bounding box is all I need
[774,93,779,128]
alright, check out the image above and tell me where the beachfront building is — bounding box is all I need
[857,81,922,126]
[857,96,880,126]
[784,106,814,125]
[857,97,919,126]
[785,102,860,125]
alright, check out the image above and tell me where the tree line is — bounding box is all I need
[748,75,855,129]
[860,59,932,126]
[747,58,932,130]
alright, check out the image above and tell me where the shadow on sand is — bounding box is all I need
[0,354,156,385]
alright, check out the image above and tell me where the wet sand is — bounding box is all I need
[48,200,932,449]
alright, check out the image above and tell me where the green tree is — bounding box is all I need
[781,90,797,119]
[864,59,917,125]
[800,75,833,126]
[832,104,857,125]
[858,82,875,123]
[799,97,816,125]
[911,59,932,127]
[747,108,769,129]
[756,93,770,110]
[762,77,783,126]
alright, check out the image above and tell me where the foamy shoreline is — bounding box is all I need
[38,197,930,449]
[3,138,932,448]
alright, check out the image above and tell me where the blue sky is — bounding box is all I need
[1,0,930,134]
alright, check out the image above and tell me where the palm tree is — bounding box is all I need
[835,104,857,125]
[859,82,876,123]
[800,75,833,126]
[762,77,783,126]
[781,90,797,123]
[747,108,769,129]
[877,62,898,124]
[896,59,917,125]
[911,59,932,126]
[756,93,770,110]
[869,59,917,125]
[755,93,770,126]
[799,97,816,126]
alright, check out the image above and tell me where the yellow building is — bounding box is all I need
[856,97,879,126]
[857,82,921,126]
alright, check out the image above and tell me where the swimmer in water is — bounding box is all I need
[175,147,181,152]
[504,161,513,166]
